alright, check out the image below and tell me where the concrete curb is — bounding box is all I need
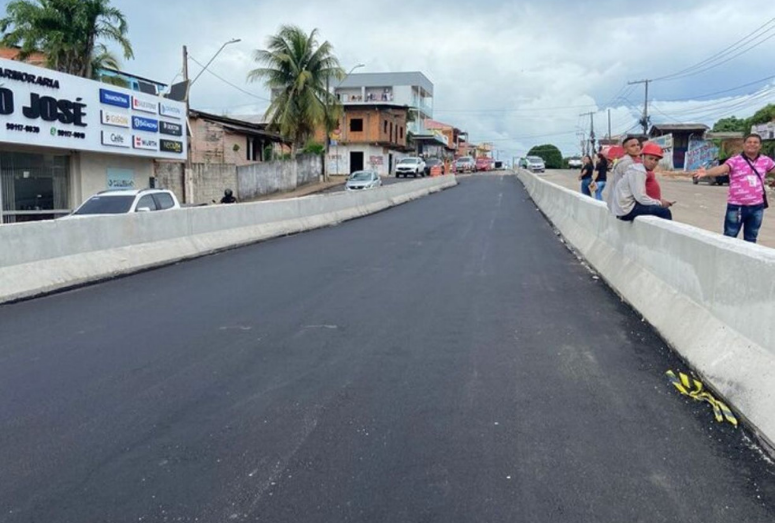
[517,169,775,454]
[0,176,457,304]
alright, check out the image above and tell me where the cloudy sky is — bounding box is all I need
[98,0,775,157]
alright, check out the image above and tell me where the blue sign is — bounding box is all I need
[685,141,719,171]
[132,115,159,133]
[100,88,130,109]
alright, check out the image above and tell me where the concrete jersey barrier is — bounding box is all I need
[517,169,775,453]
[0,176,457,304]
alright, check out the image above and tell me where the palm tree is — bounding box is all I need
[0,0,133,79]
[248,25,344,153]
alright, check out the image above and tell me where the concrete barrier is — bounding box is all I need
[0,176,456,304]
[518,169,775,453]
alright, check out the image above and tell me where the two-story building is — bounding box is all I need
[322,72,434,175]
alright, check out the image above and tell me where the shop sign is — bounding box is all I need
[159,121,183,136]
[160,139,183,154]
[107,168,135,189]
[0,57,187,160]
[132,96,157,114]
[159,102,183,119]
[101,110,130,128]
[133,135,159,151]
[101,130,131,148]
[132,115,159,133]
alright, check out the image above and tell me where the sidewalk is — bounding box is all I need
[244,176,346,202]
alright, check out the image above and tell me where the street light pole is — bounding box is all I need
[189,38,241,88]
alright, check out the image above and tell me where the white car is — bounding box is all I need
[68,189,181,216]
[395,157,426,178]
[526,156,546,173]
[567,158,583,169]
[346,170,382,191]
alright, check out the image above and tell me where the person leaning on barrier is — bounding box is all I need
[614,142,674,222]
[604,135,643,214]
[694,133,775,243]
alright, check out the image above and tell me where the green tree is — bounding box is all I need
[0,0,133,79]
[247,25,344,154]
[711,116,749,133]
[748,104,775,126]
[527,144,563,169]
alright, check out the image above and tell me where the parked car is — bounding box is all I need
[475,157,493,172]
[67,189,180,217]
[567,158,583,169]
[692,159,728,186]
[454,156,475,173]
[526,156,546,173]
[424,158,444,176]
[396,157,426,178]
[346,170,382,191]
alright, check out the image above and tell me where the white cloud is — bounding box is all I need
[109,0,775,155]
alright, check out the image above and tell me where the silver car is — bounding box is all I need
[345,170,382,191]
[526,156,546,173]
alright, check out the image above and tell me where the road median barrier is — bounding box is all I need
[517,169,775,454]
[0,176,456,304]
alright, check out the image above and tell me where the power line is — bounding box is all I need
[653,17,775,82]
[188,54,271,102]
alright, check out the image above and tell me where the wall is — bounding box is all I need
[154,161,184,203]
[190,163,238,205]
[0,176,457,305]
[74,152,154,207]
[238,154,322,200]
[518,170,775,454]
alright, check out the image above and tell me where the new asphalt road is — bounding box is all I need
[1,175,774,522]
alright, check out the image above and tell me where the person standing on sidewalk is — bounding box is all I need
[592,152,608,201]
[579,155,594,196]
[695,133,775,243]
[605,135,643,214]
[615,142,674,222]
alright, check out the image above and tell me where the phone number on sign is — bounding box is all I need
[6,123,40,133]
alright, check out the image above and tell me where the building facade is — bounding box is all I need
[0,57,187,223]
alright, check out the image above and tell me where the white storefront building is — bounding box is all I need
[0,58,187,223]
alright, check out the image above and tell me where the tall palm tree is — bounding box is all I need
[248,26,344,153]
[0,0,133,78]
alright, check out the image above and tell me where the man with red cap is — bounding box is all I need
[614,142,674,221]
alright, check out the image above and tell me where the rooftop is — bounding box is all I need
[337,72,434,96]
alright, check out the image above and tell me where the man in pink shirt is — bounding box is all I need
[695,133,775,243]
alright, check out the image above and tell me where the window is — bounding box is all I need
[135,194,158,212]
[400,127,404,139]
[73,195,134,215]
[350,118,364,132]
[153,193,175,210]
[384,121,388,134]
[390,122,394,142]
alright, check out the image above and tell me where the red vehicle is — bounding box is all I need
[475,157,493,172]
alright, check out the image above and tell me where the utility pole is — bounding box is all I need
[182,45,190,204]
[580,111,596,155]
[607,109,611,140]
[628,79,651,135]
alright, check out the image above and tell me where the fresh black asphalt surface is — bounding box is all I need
[1,175,774,522]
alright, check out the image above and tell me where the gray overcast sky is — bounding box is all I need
[57,1,775,156]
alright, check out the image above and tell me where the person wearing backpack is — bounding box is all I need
[695,133,775,243]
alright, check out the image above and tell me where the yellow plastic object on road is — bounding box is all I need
[666,370,738,427]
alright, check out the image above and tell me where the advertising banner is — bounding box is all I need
[684,140,719,171]
[0,57,187,160]
[650,134,674,171]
